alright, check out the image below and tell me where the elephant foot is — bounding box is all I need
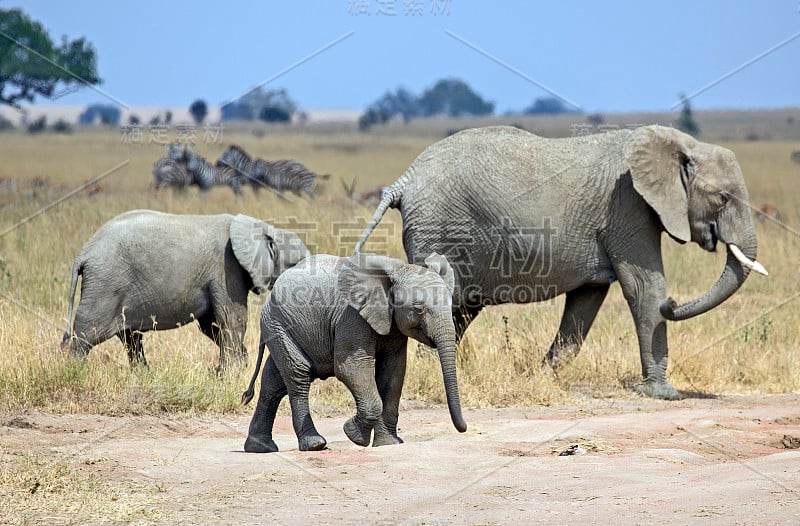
[298,434,327,452]
[634,380,682,401]
[343,417,373,447]
[372,434,403,447]
[244,434,279,453]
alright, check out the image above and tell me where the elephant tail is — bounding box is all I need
[353,172,408,253]
[62,255,85,347]
[241,339,267,405]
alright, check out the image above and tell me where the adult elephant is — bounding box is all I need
[354,125,767,399]
[62,210,310,371]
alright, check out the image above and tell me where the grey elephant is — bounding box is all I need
[355,125,767,400]
[241,252,467,453]
[62,210,310,370]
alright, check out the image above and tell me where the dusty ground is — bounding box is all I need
[2,394,800,525]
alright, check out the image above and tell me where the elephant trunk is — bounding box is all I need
[661,215,763,321]
[430,316,468,433]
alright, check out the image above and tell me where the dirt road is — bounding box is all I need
[3,394,800,524]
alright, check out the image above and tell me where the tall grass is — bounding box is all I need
[0,127,798,417]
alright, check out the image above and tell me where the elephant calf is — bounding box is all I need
[242,252,467,453]
[62,210,310,371]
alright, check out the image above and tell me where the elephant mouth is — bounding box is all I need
[700,220,719,252]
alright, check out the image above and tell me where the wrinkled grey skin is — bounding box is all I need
[355,125,762,400]
[62,210,310,371]
[242,252,467,453]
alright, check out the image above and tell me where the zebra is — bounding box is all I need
[166,142,191,163]
[216,144,265,191]
[152,157,192,190]
[186,151,244,194]
[258,159,330,197]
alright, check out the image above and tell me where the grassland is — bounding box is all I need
[0,120,798,420]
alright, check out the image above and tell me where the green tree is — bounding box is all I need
[221,87,297,122]
[523,96,578,115]
[189,99,207,124]
[0,8,100,108]
[417,78,494,117]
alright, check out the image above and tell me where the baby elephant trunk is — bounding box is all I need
[430,316,467,433]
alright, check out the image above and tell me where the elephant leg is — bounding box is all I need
[197,312,223,362]
[545,284,610,370]
[372,340,407,447]
[453,304,482,344]
[198,307,246,373]
[267,335,326,452]
[61,302,121,358]
[117,329,147,367]
[335,345,382,447]
[244,355,288,453]
[215,304,248,371]
[615,264,680,400]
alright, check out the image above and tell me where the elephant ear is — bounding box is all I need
[230,214,276,294]
[338,253,401,336]
[624,125,698,243]
[424,252,455,296]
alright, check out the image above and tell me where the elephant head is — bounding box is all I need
[339,252,467,433]
[624,125,767,321]
[230,214,310,294]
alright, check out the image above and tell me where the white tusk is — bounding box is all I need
[728,244,768,276]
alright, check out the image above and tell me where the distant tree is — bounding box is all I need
[0,114,13,130]
[371,87,420,123]
[78,103,120,126]
[259,106,291,123]
[0,8,101,108]
[128,114,140,125]
[675,93,699,137]
[26,115,46,134]
[358,87,420,131]
[164,110,172,125]
[524,96,577,115]
[417,78,494,117]
[358,108,390,132]
[189,99,207,124]
[220,100,252,121]
[587,113,604,125]
[221,87,297,122]
[51,118,73,133]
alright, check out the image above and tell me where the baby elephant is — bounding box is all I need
[62,210,310,371]
[242,252,467,453]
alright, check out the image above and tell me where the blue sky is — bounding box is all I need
[7,0,800,113]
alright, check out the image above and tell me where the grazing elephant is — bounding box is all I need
[242,252,467,453]
[355,125,767,400]
[62,210,310,370]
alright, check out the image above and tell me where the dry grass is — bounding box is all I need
[0,452,168,525]
[0,125,798,422]
[1,121,798,525]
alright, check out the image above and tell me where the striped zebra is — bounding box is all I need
[258,159,330,197]
[186,151,244,194]
[216,144,266,190]
[166,142,191,162]
[152,157,192,190]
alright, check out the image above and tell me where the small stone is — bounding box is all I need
[559,444,587,456]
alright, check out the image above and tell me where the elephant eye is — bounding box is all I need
[719,190,731,205]
[412,304,424,315]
